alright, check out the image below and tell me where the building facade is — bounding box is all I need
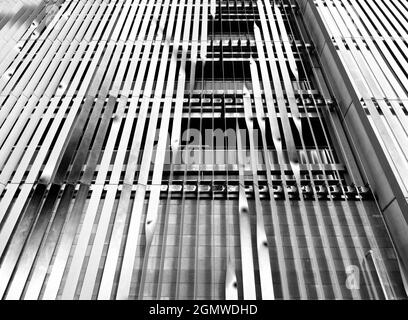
[0,0,407,299]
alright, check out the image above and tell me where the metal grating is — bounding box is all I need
[0,0,406,300]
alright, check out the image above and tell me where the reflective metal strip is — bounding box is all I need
[236,122,256,300]
[23,96,77,184]
[234,7,256,294]
[110,1,132,41]
[383,0,408,39]
[284,3,363,299]
[0,0,398,301]
[257,0,300,178]
[4,184,61,300]
[320,8,408,192]
[76,186,118,299]
[297,29,375,290]
[0,35,32,86]
[326,1,405,280]
[156,69,187,298]
[130,4,178,300]
[23,186,97,299]
[321,84,367,179]
[293,185,325,298]
[0,184,31,256]
[389,101,408,140]
[194,66,205,299]
[63,6,146,299]
[129,0,151,41]
[322,1,408,175]
[330,0,405,100]
[221,4,237,300]
[0,39,85,298]
[81,95,117,183]
[325,0,404,98]
[0,93,24,133]
[0,3,76,96]
[0,36,86,265]
[66,2,96,42]
[63,51,116,185]
[50,44,114,183]
[201,0,208,59]
[37,4,123,299]
[38,44,105,183]
[60,95,119,298]
[0,96,39,165]
[225,192,238,300]
[94,7,152,300]
[36,2,70,41]
[252,52,324,300]
[41,184,90,299]
[0,184,19,224]
[170,44,190,151]
[116,0,170,299]
[356,0,408,85]
[284,6,346,297]
[40,1,79,41]
[249,52,290,298]
[0,42,74,186]
[342,0,408,98]
[81,2,109,44]
[136,2,180,300]
[243,85,274,300]
[0,35,54,143]
[54,2,87,43]
[173,0,196,300]
[298,60,362,186]
[0,0,66,58]
[109,6,153,185]
[0,25,41,93]
[271,2,303,183]
[275,5,298,80]
[6,80,78,300]
[93,180,129,299]
[96,12,156,300]
[324,0,408,202]
[356,68,408,162]
[91,95,129,177]
[304,202,344,299]
[119,1,139,42]
[326,0,408,165]
[264,5,326,298]
[156,0,189,299]
[253,24,285,164]
[258,0,307,299]
[40,93,113,298]
[115,185,145,299]
[0,3,44,65]
[0,184,47,298]
[298,2,366,299]
[195,0,209,299]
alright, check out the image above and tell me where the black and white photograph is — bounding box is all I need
[0,0,407,316]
